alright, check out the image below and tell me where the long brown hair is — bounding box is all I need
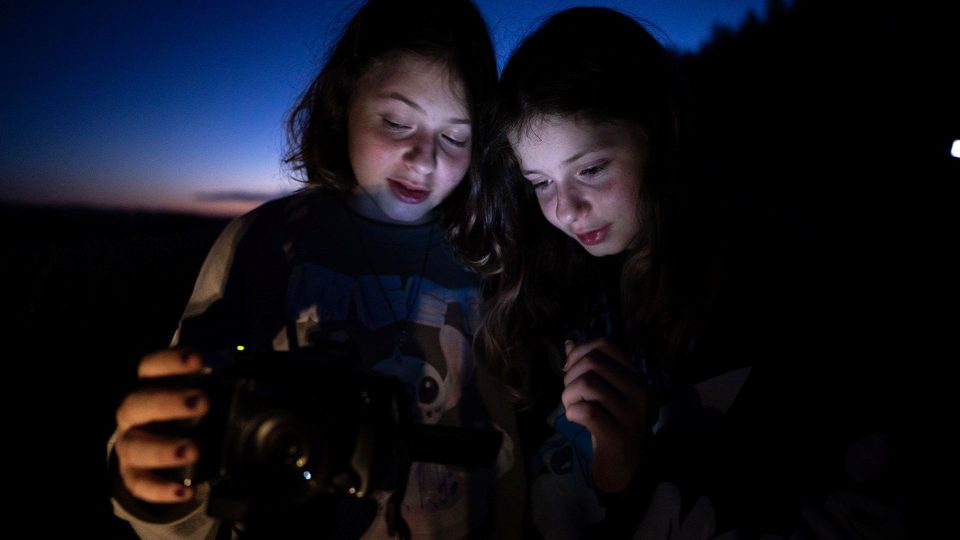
[457,7,700,400]
[283,0,496,231]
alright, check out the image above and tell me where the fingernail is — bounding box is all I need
[175,444,188,459]
[180,349,194,365]
[184,394,200,409]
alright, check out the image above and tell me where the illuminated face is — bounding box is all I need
[510,115,647,256]
[347,54,472,224]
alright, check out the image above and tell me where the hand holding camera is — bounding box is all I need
[112,343,503,535]
[114,349,208,505]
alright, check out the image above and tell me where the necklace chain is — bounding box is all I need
[350,208,435,347]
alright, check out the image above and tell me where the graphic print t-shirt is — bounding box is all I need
[175,191,516,539]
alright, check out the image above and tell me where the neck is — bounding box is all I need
[347,188,437,225]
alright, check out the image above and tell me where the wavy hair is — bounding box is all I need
[284,0,497,230]
[458,7,697,400]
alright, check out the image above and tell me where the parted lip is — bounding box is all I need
[574,224,610,245]
[388,177,429,192]
[573,224,607,236]
[388,178,431,203]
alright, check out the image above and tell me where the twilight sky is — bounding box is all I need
[1,0,772,216]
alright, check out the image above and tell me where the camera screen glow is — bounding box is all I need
[951,140,960,159]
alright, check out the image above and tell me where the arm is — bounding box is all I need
[109,214,255,539]
[573,350,905,539]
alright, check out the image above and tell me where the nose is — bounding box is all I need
[404,134,436,175]
[555,182,588,225]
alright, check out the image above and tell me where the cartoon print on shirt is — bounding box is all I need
[282,263,509,535]
[284,263,476,417]
[529,423,605,540]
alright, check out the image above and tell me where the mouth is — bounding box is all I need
[388,179,431,204]
[574,224,610,246]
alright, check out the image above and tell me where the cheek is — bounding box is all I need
[537,196,561,228]
[437,154,471,191]
[351,135,395,179]
[612,180,642,234]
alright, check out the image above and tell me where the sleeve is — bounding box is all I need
[107,432,227,540]
[111,485,222,540]
[107,215,255,540]
[586,432,905,540]
[584,365,906,539]
[170,213,257,349]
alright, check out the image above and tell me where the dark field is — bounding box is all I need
[4,204,228,536]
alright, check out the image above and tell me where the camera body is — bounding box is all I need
[146,343,471,526]
[149,345,412,521]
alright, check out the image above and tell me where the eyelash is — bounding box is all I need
[528,160,609,190]
[383,118,468,148]
[443,135,468,148]
[383,118,409,131]
[529,179,550,190]
[579,162,607,177]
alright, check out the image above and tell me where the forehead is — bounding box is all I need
[509,115,626,163]
[354,54,468,115]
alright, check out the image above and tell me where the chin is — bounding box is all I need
[384,203,436,224]
[580,241,626,258]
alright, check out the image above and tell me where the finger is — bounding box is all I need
[563,398,619,441]
[115,428,199,469]
[563,353,647,410]
[561,371,635,423]
[564,340,576,356]
[120,465,196,504]
[563,338,630,372]
[116,388,208,432]
[138,349,203,379]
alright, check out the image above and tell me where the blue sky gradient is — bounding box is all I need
[2,0,770,216]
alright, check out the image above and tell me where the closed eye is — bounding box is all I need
[383,118,410,131]
[579,162,607,177]
[528,178,551,190]
[443,134,468,148]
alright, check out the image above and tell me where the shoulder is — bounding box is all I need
[241,188,334,227]
[219,188,340,244]
[193,189,336,279]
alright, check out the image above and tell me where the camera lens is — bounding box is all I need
[252,414,313,473]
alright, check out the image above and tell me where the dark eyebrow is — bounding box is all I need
[379,92,470,125]
[520,148,602,176]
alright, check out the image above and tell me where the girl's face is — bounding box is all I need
[347,54,472,224]
[510,115,648,256]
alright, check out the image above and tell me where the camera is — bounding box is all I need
[143,343,502,535]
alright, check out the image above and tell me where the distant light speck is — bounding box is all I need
[951,140,960,158]
[303,471,312,480]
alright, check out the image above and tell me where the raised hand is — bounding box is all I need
[561,338,650,494]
